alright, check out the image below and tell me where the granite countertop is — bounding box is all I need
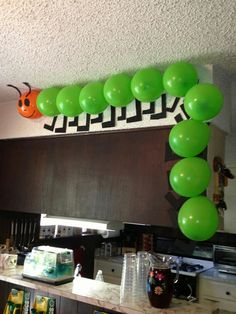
[200,268,236,284]
[0,266,216,314]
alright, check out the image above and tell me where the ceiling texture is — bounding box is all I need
[0,0,235,103]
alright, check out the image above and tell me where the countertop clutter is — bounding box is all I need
[0,266,217,314]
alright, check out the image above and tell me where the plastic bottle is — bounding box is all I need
[74,263,82,278]
[95,270,104,282]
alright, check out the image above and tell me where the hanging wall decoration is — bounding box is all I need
[42,94,187,134]
[7,62,223,241]
[34,65,184,134]
[166,63,224,241]
[7,63,203,132]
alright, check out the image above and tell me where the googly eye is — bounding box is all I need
[24,98,30,106]
[18,100,22,107]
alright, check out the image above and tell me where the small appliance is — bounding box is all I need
[22,246,74,285]
[213,244,236,274]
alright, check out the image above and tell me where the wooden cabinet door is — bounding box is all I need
[0,127,180,226]
[44,127,180,227]
[0,138,48,213]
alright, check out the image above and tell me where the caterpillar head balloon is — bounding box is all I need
[7,82,42,119]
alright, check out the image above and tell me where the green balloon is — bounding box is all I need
[79,82,108,115]
[57,85,83,117]
[37,87,61,117]
[184,83,224,121]
[104,73,134,107]
[178,196,219,241]
[163,62,198,97]
[169,120,211,157]
[131,68,164,102]
[170,157,211,197]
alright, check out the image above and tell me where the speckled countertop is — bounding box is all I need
[199,268,236,284]
[0,266,216,314]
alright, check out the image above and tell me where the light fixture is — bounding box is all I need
[40,214,123,231]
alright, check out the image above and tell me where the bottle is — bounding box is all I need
[95,270,104,282]
[74,263,82,278]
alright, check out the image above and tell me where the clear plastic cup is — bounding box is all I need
[120,253,137,305]
[135,251,150,305]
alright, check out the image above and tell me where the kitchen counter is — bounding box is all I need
[0,266,217,314]
[199,268,236,284]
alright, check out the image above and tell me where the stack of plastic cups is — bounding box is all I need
[120,253,137,306]
[134,251,150,305]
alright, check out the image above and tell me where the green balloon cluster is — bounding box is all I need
[166,62,223,241]
[36,67,165,117]
[35,62,224,122]
[34,61,224,241]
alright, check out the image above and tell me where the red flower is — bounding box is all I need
[156,272,165,281]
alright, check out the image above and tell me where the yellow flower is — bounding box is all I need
[154,286,163,295]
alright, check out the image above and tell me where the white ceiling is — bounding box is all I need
[0,0,235,103]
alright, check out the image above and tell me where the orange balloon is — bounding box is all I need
[17,90,42,119]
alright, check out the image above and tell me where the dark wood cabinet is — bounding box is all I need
[0,139,49,213]
[0,127,179,226]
